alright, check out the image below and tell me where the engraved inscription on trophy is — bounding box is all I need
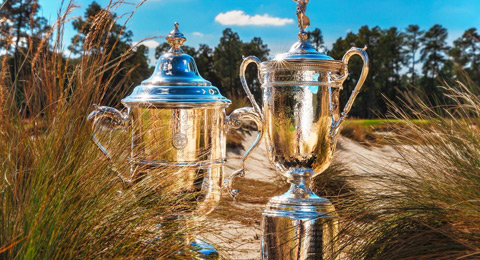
[172,132,188,150]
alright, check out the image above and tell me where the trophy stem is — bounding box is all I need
[261,168,339,260]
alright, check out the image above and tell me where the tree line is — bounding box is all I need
[177,24,479,118]
[330,25,480,118]
[1,1,479,118]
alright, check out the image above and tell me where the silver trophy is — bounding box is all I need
[88,23,263,258]
[237,1,369,259]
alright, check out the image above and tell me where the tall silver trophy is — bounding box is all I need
[88,23,263,258]
[238,1,369,259]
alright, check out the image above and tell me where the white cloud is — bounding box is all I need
[215,10,294,26]
[132,40,161,49]
[192,32,204,37]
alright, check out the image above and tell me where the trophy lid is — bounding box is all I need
[274,36,334,61]
[122,23,230,108]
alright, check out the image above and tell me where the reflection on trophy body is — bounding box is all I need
[88,23,263,258]
[238,1,369,259]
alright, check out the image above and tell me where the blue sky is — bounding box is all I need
[38,0,480,64]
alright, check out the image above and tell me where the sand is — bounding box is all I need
[202,133,403,259]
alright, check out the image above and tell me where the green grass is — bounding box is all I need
[345,118,430,127]
[341,118,433,145]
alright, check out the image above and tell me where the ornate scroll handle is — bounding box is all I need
[223,56,266,199]
[239,56,264,122]
[87,105,129,160]
[224,107,264,199]
[330,46,369,137]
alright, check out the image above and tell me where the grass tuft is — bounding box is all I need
[335,83,480,259]
[0,1,202,259]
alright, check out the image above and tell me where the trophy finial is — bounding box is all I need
[293,0,310,41]
[166,22,186,53]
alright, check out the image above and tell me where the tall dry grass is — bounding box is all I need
[0,1,201,259]
[334,83,480,259]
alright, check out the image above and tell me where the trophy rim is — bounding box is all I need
[121,100,231,109]
[261,59,343,72]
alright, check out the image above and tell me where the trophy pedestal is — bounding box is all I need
[261,179,338,260]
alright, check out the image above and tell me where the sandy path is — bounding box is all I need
[203,133,402,259]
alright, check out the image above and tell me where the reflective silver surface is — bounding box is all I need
[262,216,337,260]
[238,1,369,259]
[261,170,338,260]
[87,23,263,221]
[240,50,368,181]
[122,22,229,107]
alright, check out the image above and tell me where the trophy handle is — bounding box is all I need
[87,105,129,160]
[224,107,264,199]
[239,56,264,122]
[331,46,369,137]
[222,55,265,199]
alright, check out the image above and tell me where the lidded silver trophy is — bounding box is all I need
[88,23,263,257]
[237,1,369,259]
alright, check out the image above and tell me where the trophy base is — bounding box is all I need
[261,181,339,260]
[190,239,221,260]
[157,222,221,259]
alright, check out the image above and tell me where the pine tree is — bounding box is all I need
[356,26,382,118]
[307,28,325,52]
[213,28,244,98]
[0,0,50,109]
[378,27,405,110]
[70,1,152,106]
[195,44,221,92]
[420,24,450,102]
[404,25,424,85]
[450,28,480,84]
[0,0,49,55]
